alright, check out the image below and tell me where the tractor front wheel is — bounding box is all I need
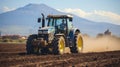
[52,36,65,55]
[26,34,37,54]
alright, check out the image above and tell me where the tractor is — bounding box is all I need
[26,13,83,55]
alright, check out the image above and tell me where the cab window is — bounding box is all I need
[67,19,73,29]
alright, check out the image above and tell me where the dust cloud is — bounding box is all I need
[82,35,120,53]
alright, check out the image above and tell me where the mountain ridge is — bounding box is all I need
[0,3,120,36]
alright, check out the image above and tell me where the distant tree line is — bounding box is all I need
[0,35,27,43]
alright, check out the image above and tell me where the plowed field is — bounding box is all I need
[0,44,120,67]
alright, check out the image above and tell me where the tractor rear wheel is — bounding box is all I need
[52,36,65,55]
[70,34,83,53]
[26,34,37,54]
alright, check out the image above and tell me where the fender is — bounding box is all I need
[68,28,80,46]
[69,28,80,39]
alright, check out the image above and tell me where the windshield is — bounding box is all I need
[48,18,67,27]
[47,18,54,26]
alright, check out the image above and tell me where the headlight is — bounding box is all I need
[38,30,48,34]
[38,30,42,34]
[43,30,48,34]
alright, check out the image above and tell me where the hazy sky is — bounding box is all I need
[0,0,120,25]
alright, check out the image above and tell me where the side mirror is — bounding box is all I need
[38,18,41,23]
[69,18,73,21]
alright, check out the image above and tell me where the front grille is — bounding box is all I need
[38,34,49,42]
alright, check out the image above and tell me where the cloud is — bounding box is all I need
[2,6,15,12]
[57,8,91,18]
[93,10,120,24]
[57,8,120,25]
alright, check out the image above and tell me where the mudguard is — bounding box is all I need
[69,28,80,46]
[69,28,80,38]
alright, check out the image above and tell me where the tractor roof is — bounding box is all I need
[47,15,73,18]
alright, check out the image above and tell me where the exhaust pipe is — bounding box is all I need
[41,13,45,27]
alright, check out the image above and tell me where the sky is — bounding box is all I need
[0,0,120,25]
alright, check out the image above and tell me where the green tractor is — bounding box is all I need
[26,13,83,55]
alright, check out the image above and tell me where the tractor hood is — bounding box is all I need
[38,27,55,34]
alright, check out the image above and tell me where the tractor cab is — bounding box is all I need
[47,15,73,35]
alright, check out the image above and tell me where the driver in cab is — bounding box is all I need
[59,19,66,33]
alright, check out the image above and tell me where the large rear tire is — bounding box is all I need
[52,36,65,55]
[70,34,83,53]
[26,34,37,54]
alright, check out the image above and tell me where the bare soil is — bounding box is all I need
[0,43,120,67]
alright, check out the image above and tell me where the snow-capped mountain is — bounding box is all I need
[0,4,120,36]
